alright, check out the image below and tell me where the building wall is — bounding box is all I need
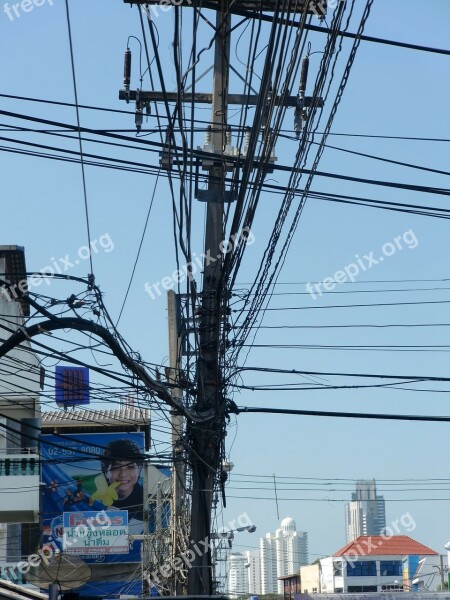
[0,263,40,420]
[228,553,249,598]
[300,563,321,593]
[260,535,274,594]
[246,550,262,595]
[260,519,308,595]
[320,554,442,593]
[0,258,41,575]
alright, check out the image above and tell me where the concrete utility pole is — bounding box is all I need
[119,1,323,595]
[167,290,185,595]
[187,5,231,595]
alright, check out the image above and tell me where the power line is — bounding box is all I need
[231,11,450,56]
[232,366,450,383]
[2,109,449,198]
[234,406,450,423]
[64,0,94,277]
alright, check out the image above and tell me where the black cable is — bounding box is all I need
[234,406,450,422]
[2,92,449,141]
[2,109,450,198]
[229,10,450,56]
[64,0,94,277]
[116,165,162,325]
[232,366,450,383]
[239,299,450,311]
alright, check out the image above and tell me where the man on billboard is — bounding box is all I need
[100,438,144,522]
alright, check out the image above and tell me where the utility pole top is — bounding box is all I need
[123,0,326,15]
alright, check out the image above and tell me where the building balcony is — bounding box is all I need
[0,453,40,523]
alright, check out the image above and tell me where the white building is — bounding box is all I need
[245,550,262,595]
[260,517,308,595]
[320,535,440,593]
[228,552,249,598]
[226,549,261,597]
[0,247,41,583]
[346,480,386,542]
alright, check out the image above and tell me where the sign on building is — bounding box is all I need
[62,510,129,555]
[55,366,90,408]
[41,432,144,564]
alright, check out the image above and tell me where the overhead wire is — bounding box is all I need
[64,0,94,278]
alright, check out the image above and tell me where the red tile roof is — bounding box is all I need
[333,535,437,557]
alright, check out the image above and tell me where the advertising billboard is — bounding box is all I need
[55,366,90,408]
[41,432,145,565]
[62,510,129,555]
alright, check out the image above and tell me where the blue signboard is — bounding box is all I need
[55,366,90,407]
[41,432,144,565]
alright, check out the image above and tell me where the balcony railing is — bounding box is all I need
[0,455,39,476]
[0,564,27,585]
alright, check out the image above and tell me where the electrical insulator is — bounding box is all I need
[226,125,232,146]
[261,83,273,134]
[244,126,251,154]
[299,55,309,96]
[205,124,212,145]
[123,48,132,90]
[135,100,143,132]
[294,54,310,139]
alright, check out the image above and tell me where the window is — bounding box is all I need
[312,588,318,593]
[348,586,378,592]
[334,561,343,577]
[382,585,404,592]
[347,561,377,577]
[335,589,343,594]
[380,561,403,577]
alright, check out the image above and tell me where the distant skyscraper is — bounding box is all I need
[260,517,308,595]
[227,550,261,597]
[345,479,386,542]
[246,550,262,595]
[228,552,249,598]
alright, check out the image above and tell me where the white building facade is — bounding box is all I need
[260,517,308,595]
[0,247,41,585]
[246,550,262,595]
[228,553,249,598]
[320,535,440,593]
[227,549,262,597]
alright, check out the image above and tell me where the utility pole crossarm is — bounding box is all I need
[119,89,324,108]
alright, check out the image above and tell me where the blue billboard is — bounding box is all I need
[41,432,145,565]
[55,366,90,407]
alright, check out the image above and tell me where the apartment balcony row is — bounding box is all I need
[0,452,40,523]
[0,454,39,477]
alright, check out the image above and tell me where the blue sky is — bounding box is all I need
[1,0,450,566]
